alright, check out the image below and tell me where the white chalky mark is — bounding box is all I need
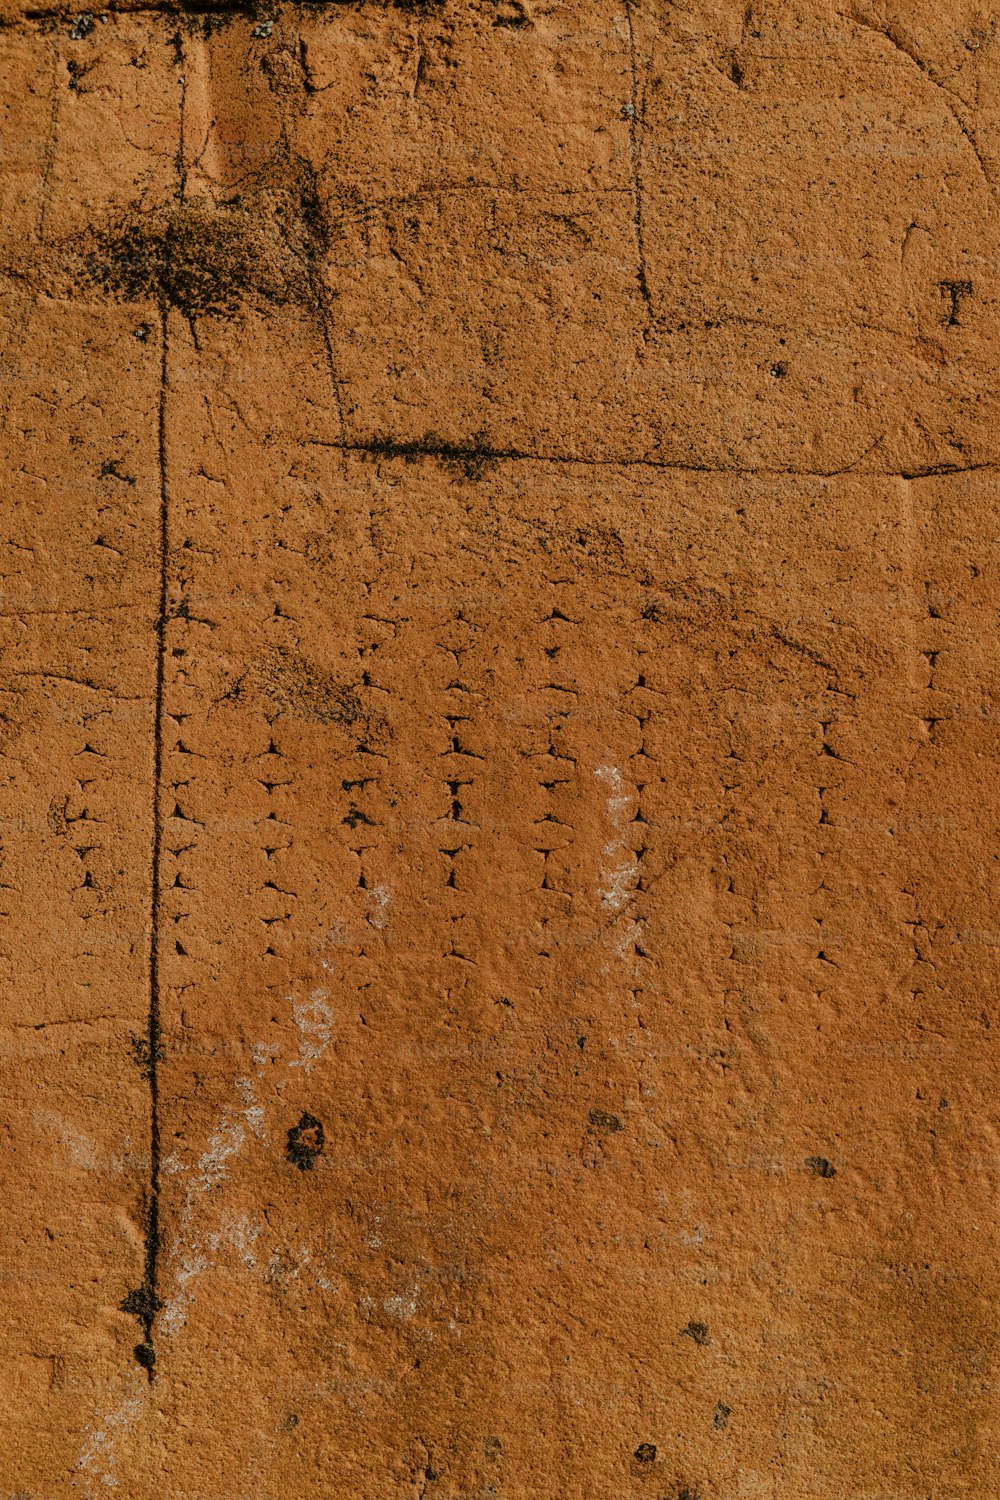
[368,884,391,929]
[160,1078,265,1338]
[383,1286,419,1321]
[76,1376,146,1490]
[594,765,639,914]
[601,859,638,914]
[35,1108,104,1174]
[205,1211,262,1270]
[289,986,333,1071]
[614,918,643,957]
[79,1062,275,1480]
[235,1076,266,1136]
[197,1118,246,1188]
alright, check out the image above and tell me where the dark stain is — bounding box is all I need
[713,1400,731,1429]
[66,169,326,320]
[493,1,532,25]
[938,279,973,327]
[66,59,93,92]
[82,208,264,318]
[287,1111,325,1171]
[806,1155,837,1178]
[634,1442,657,1462]
[299,0,444,9]
[770,360,789,378]
[120,1283,163,1378]
[100,459,137,486]
[264,651,370,728]
[588,1107,624,1132]
[681,1320,710,1345]
[129,1033,164,1080]
[365,432,495,481]
[120,1284,163,1324]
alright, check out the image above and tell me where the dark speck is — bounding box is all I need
[682,1321,710,1345]
[806,1156,836,1178]
[588,1107,623,1132]
[713,1401,731,1429]
[634,1442,656,1463]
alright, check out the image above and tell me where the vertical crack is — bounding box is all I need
[123,32,185,1376]
[312,277,350,479]
[129,299,169,1380]
[623,0,654,342]
[121,300,169,1379]
[146,298,170,1374]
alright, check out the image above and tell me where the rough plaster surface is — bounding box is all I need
[0,1,997,1496]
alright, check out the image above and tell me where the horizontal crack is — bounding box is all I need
[310,435,999,482]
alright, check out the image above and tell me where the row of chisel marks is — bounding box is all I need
[155,591,689,998]
[439,613,480,963]
[155,578,913,1007]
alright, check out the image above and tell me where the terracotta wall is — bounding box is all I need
[0,2,997,1496]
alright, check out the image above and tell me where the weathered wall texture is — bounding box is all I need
[0,1,997,1495]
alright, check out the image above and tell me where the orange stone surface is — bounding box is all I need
[0,2,998,1496]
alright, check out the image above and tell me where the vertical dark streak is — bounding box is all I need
[313,281,350,481]
[624,0,654,335]
[138,298,170,1380]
